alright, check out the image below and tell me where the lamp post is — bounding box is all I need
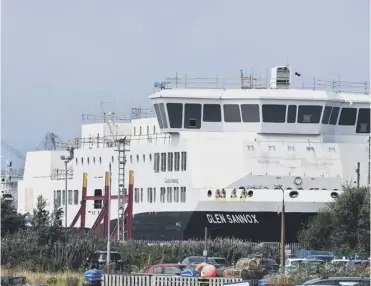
[60,147,74,228]
[275,184,286,268]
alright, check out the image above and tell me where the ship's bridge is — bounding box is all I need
[149,67,370,137]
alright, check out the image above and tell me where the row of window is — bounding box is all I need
[75,156,115,166]
[54,190,79,207]
[133,125,157,136]
[154,152,187,173]
[134,187,187,203]
[155,102,370,134]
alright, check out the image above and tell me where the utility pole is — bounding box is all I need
[203,227,208,263]
[368,137,370,187]
[60,147,74,227]
[356,162,360,189]
[275,184,286,269]
[106,163,112,274]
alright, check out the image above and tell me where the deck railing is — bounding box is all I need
[160,74,370,94]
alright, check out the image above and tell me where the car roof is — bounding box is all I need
[152,264,186,267]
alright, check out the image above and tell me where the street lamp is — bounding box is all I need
[274,184,286,269]
[60,147,74,228]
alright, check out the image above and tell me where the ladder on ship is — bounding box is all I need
[116,138,130,241]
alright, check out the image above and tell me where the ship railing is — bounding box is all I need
[160,75,370,94]
[81,108,155,124]
[56,133,171,149]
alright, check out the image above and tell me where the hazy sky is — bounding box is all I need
[1,0,370,168]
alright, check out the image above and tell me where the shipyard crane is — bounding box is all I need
[1,140,25,161]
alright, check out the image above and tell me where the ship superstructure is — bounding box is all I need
[17,66,371,242]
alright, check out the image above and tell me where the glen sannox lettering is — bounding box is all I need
[206,214,259,224]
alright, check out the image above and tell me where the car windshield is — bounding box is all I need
[99,253,121,261]
[211,258,227,265]
[188,257,206,264]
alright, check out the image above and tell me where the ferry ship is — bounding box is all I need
[16,66,370,242]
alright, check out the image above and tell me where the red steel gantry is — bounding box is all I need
[70,170,134,240]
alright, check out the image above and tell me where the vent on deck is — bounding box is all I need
[270,66,291,89]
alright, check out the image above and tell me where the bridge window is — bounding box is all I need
[154,103,165,129]
[356,108,370,133]
[298,105,322,123]
[161,153,167,172]
[167,152,173,171]
[287,105,297,123]
[262,104,286,123]
[223,104,241,122]
[321,106,332,124]
[154,153,160,173]
[184,103,201,129]
[241,104,259,122]
[329,107,340,125]
[174,152,180,171]
[167,103,183,128]
[159,103,168,128]
[203,104,221,122]
[94,189,102,209]
[339,108,357,126]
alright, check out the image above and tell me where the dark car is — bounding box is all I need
[146,264,187,275]
[299,276,370,285]
[181,256,229,268]
[85,250,123,271]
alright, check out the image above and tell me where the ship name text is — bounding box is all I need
[206,213,259,224]
[164,178,179,184]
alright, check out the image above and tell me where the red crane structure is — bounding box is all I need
[70,170,134,240]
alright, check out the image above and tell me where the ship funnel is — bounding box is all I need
[270,66,291,89]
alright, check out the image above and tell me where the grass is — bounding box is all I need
[1,267,83,286]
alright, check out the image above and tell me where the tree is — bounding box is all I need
[298,186,370,253]
[31,195,50,230]
[1,199,26,236]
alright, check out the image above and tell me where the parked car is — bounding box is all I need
[85,250,123,271]
[299,276,370,285]
[181,256,229,268]
[306,255,334,262]
[146,264,187,275]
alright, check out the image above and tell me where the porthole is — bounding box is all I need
[81,158,84,164]
[221,189,226,198]
[230,189,237,198]
[112,156,114,163]
[136,155,139,162]
[130,155,133,163]
[149,154,152,161]
[289,191,299,198]
[93,157,96,164]
[247,190,254,197]
[87,157,90,164]
[207,190,212,197]
[75,158,78,164]
[294,176,303,185]
[143,154,146,162]
[99,157,102,164]
[215,189,221,198]
[330,192,339,199]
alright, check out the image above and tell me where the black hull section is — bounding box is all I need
[131,211,314,242]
